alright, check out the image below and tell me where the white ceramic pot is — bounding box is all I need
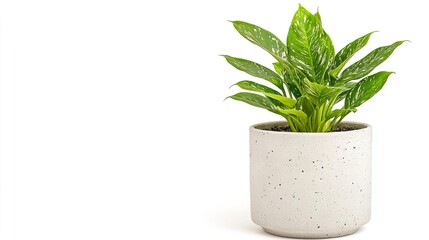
[249,121,372,239]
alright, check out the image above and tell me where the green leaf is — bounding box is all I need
[230,21,305,94]
[230,81,286,108]
[231,80,281,95]
[334,82,357,103]
[339,41,406,82]
[277,107,308,120]
[330,31,376,78]
[320,86,346,103]
[263,93,297,108]
[272,62,284,75]
[302,78,344,104]
[223,55,283,89]
[226,92,276,111]
[283,71,302,98]
[314,10,322,23]
[273,62,302,98]
[301,78,324,104]
[296,96,315,116]
[328,108,355,119]
[230,21,287,59]
[313,9,333,83]
[288,116,306,132]
[321,120,333,132]
[287,5,335,83]
[345,71,394,109]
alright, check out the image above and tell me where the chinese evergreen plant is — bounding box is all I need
[224,5,405,132]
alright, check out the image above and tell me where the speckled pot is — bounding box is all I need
[250,121,372,239]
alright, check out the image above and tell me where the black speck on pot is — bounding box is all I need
[302,170,304,173]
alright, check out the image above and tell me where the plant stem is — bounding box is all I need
[286,86,293,99]
[333,115,346,130]
[281,87,287,97]
[286,117,297,132]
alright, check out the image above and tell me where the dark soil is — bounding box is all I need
[267,125,292,132]
[331,125,356,132]
[265,125,356,132]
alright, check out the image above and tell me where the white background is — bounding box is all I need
[1,0,428,239]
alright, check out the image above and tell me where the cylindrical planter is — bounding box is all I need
[250,121,372,239]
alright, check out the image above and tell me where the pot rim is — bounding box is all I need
[250,121,371,135]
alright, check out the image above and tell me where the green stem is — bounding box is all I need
[282,82,293,99]
[331,116,339,129]
[287,88,293,99]
[281,87,287,97]
[333,115,346,130]
[317,105,324,130]
[286,117,297,132]
[327,99,336,113]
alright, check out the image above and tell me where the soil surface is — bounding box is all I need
[265,125,356,132]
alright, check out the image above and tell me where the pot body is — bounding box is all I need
[250,121,372,239]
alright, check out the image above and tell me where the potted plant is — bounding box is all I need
[223,4,405,239]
